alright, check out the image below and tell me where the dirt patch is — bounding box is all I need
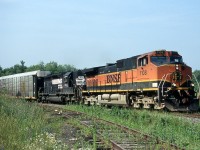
[40,104,90,149]
[60,124,82,148]
[40,104,111,149]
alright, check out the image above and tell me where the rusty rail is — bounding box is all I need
[41,104,184,150]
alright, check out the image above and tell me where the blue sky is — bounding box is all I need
[0,0,200,70]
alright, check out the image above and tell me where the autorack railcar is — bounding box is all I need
[0,70,50,100]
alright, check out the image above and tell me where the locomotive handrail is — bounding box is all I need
[157,73,173,103]
[161,73,172,97]
[187,74,192,80]
[158,74,166,102]
[192,74,200,97]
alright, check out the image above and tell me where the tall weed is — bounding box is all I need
[0,95,65,149]
[65,104,200,150]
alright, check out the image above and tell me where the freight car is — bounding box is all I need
[0,70,50,100]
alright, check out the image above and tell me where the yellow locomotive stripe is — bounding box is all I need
[87,78,189,87]
[87,79,161,86]
[167,87,191,90]
[82,88,159,93]
[87,79,165,87]
[83,86,191,94]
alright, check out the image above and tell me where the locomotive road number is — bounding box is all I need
[140,70,147,75]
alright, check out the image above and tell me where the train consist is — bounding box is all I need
[0,50,199,111]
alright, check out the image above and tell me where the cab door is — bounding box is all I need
[137,55,149,88]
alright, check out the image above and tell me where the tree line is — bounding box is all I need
[0,61,77,77]
[193,70,200,93]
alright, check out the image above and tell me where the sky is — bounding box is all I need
[0,0,200,70]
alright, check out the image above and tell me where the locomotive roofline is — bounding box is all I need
[83,49,182,71]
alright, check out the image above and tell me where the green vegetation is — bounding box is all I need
[65,118,103,149]
[0,95,67,150]
[193,70,200,95]
[1,94,199,149]
[65,113,116,149]
[0,61,76,76]
[65,105,200,150]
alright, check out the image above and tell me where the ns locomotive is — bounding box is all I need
[0,50,199,111]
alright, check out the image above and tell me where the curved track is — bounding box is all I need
[172,112,200,123]
[41,103,184,150]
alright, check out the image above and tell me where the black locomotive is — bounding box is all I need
[37,70,85,104]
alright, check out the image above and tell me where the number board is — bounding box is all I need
[156,51,165,55]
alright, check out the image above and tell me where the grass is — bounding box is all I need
[0,95,67,150]
[0,94,100,150]
[64,104,200,150]
[1,94,199,149]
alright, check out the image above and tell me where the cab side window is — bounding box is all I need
[138,56,148,66]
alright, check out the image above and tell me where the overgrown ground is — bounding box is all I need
[65,105,200,150]
[0,95,100,150]
[1,95,200,150]
[0,95,70,150]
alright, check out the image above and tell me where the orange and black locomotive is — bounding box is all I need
[82,50,199,111]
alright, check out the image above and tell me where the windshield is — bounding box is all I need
[151,56,168,66]
[151,56,183,66]
[170,56,183,64]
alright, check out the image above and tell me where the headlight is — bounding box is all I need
[176,64,179,70]
[172,83,176,87]
[152,82,158,88]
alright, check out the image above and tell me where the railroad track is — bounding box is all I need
[81,119,181,150]
[179,113,200,119]
[171,112,200,119]
[42,104,184,150]
[171,112,200,124]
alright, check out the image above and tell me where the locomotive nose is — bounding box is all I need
[172,70,182,83]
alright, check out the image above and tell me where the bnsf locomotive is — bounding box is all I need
[0,50,199,111]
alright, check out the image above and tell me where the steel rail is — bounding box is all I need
[40,104,184,150]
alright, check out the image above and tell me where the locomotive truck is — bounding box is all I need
[0,50,199,111]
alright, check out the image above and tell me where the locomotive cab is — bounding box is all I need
[137,55,149,79]
[38,72,75,103]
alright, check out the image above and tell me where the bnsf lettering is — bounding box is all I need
[107,74,120,83]
[87,79,98,86]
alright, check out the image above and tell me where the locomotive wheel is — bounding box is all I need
[126,99,132,107]
[37,96,42,103]
[61,97,66,104]
[126,93,132,107]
